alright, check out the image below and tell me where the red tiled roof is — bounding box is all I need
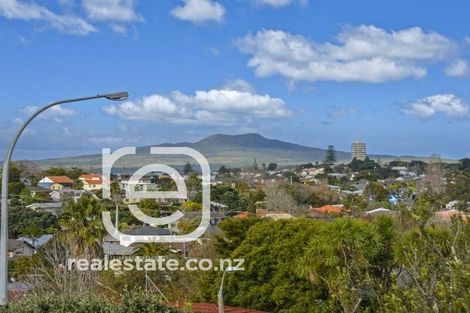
[256,208,267,217]
[434,209,467,220]
[47,176,73,184]
[310,204,343,214]
[83,179,103,185]
[171,302,269,313]
[234,211,249,218]
[79,173,102,180]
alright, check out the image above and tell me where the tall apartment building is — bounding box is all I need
[351,140,367,161]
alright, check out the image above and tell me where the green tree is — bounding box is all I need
[9,207,58,237]
[386,219,470,312]
[446,170,470,203]
[364,182,389,202]
[181,201,202,212]
[66,167,86,180]
[136,243,169,256]
[325,145,336,166]
[210,184,246,211]
[342,194,368,213]
[267,163,278,171]
[139,198,160,215]
[59,196,106,257]
[297,218,383,312]
[214,216,260,258]
[183,162,194,175]
[42,167,67,176]
[224,219,324,313]
[73,179,83,190]
[20,223,42,246]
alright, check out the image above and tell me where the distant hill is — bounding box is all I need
[32,133,399,170]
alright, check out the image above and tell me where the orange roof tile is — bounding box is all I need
[83,179,103,185]
[434,209,467,220]
[234,211,249,219]
[47,176,73,184]
[310,204,343,214]
[79,173,102,180]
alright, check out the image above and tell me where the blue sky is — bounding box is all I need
[1,0,470,160]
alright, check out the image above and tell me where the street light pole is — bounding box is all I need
[0,92,128,305]
[218,266,236,313]
[218,270,227,313]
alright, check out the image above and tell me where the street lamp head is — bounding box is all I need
[104,91,129,101]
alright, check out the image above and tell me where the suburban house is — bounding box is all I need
[233,211,250,219]
[430,209,468,225]
[26,202,63,216]
[79,174,103,191]
[49,189,95,202]
[102,235,135,257]
[8,239,35,259]
[38,176,74,190]
[102,225,176,257]
[310,204,344,217]
[17,234,53,249]
[364,208,396,216]
[256,208,294,220]
[27,186,50,198]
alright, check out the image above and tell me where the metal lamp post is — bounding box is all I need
[0,92,128,305]
[218,266,237,313]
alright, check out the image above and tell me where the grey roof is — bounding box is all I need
[8,240,22,251]
[8,239,35,251]
[17,234,53,248]
[104,234,120,242]
[365,208,396,215]
[210,201,228,208]
[8,282,34,292]
[125,225,173,236]
[28,186,49,192]
[101,242,134,256]
[26,202,62,209]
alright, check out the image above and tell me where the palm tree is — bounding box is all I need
[59,195,106,258]
[135,243,169,257]
[296,218,383,312]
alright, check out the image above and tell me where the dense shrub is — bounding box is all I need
[0,292,181,313]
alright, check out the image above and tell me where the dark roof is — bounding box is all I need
[125,225,173,236]
[8,239,35,251]
[26,202,62,209]
[101,242,134,256]
[28,186,49,192]
[17,234,53,248]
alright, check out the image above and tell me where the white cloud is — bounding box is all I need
[328,106,358,118]
[171,0,225,24]
[0,0,96,35]
[109,23,127,35]
[236,25,455,84]
[223,79,255,93]
[88,136,123,145]
[401,94,470,119]
[82,0,141,22]
[253,0,307,8]
[12,117,23,125]
[445,59,470,77]
[20,105,78,122]
[103,86,291,125]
